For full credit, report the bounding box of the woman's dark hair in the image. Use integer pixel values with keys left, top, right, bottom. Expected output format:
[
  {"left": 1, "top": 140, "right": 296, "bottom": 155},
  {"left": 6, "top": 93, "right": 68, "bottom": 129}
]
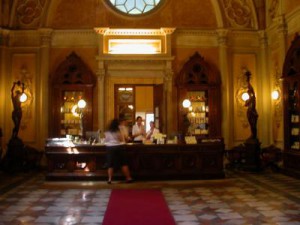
[{"left": 108, "top": 119, "right": 120, "bottom": 132}]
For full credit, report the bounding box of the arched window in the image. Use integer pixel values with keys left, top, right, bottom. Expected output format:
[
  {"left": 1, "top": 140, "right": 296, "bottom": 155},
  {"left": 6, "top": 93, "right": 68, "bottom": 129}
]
[{"left": 107, "top": 0, "right": 162, "bottom": 15}]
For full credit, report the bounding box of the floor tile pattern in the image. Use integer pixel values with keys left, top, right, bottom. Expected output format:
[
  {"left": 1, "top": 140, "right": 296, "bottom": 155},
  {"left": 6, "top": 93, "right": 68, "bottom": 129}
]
[{"left": 0, "top": 171, "right": 299, "bottom": 225}]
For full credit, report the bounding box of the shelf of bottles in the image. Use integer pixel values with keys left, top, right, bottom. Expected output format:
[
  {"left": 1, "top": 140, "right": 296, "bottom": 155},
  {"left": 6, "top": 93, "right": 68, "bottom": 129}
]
[
  {"left": 289, "top": 81, "right": 300, "bottom": 151},
  {"left": 60, "top": 91, "right": 84, "bottom": 136},
  {"left": 186, "top": 91, "right": 209, "bottom": 135}
]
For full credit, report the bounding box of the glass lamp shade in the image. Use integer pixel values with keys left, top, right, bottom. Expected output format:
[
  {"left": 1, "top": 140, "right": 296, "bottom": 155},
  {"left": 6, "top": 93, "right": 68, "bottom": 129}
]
[
  {"left": 19, "top": 93, "right": 27, "bottom": 103},
  {"left": 272, "top": 90, "right": 280, "bottom": 100},
  {"left": 241, "top": 92, "right": 250, "bottom": 101},
  {"left": 182, "top": 99, "right": 191, "bottom": 108},
  {"left": 78, "top": 99, "right": 87, "bottom": 109}
]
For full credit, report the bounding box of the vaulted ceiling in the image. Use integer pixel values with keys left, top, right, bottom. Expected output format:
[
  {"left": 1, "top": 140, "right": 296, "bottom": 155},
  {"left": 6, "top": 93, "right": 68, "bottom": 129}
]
[{"left": 1, "top": 0, "right": 266, "bottom": 30}]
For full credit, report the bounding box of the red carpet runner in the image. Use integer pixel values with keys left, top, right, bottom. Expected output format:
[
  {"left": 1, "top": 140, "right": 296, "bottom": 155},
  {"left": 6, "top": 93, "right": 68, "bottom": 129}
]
[{"left": 102, "top": 189, "right": 176, "bottom": 225}]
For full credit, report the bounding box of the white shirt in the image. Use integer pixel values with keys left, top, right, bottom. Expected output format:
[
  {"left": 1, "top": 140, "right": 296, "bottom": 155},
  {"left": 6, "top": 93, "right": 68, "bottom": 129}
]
[
  {"left": 104, "top": 131, "right": 124, "bottom": 146},
  {"left": 132, "top": 124, "right": 145, "bottom": 141},
  {"left": 146, "top": 128, "right": 160, "bottom": 140}
]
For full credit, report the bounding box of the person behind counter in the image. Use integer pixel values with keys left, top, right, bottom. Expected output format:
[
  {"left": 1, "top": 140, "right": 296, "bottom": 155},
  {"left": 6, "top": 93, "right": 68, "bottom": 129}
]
[
  {"left": 146, "top": 121, "right": 159, "bottom": 142},
  {"left": 132, "top": 116, "right": 146, "bottom": 143},
  {"left": 105, "top": 119, "right": 133, "bottom": 184}
]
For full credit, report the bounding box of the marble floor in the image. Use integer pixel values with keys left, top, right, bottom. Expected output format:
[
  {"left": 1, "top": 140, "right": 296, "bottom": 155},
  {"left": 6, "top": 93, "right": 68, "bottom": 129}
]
[{"left": 0, "top": 170, "right": 299, "bottom": 225}]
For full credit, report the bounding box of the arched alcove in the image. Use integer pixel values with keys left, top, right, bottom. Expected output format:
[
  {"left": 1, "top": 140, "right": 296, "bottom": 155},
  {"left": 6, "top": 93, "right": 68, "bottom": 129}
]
[
  {"left": 49, "top": 52, "right": 96, "bottom": 137},
  {"left": 282, "top": 33, "right": 300, "bottom": 178},
  {"left": 176, "top": 52, "right": 222, "bottom": 139}
]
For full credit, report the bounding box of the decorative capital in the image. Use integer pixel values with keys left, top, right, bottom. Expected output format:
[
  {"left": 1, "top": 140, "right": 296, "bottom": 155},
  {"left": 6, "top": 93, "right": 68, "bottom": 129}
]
[
  {"left": 0, "top": 29, "right": 10, "bottom": 46},
  {"left": 160, "top": 27, "right": 176, "bottom": 35},
  {"left": 96, "top": 70, "right": 105, "bottom": 81},
  {"left": 216, "top": 29, "right": 229, "bottom": 45},
  {"left": 38, "top": 28, "right": 53, "bottom": 46},
  {"left": 94, "top": 27, "right": 110, "bottom": 35},
  {"left": 258, "top": 30, "right": 268, "bottom": 47}
]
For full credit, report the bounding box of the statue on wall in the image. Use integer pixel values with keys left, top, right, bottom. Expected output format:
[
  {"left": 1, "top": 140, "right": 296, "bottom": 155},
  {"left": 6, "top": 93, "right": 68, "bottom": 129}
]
[
  {"left": 11, "top": 81, "right": 24, "bottom": 139},
  {"left": 244, "top": 70, "right": 259, "bottom": 139}
]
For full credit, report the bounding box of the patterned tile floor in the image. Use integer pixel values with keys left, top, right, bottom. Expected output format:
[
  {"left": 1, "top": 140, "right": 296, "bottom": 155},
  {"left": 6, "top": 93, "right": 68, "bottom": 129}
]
[{"left": 0, "top": 170, "right": 299, "bottom": 225}]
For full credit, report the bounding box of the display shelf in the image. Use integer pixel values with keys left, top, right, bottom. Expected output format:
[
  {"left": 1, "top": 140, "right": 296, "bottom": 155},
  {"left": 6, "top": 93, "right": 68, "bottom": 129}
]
[
  {"left": 282, "top": 34, "right": 300, "bottom": 178},
  {"left": 59, "top": 91, "right": 84, "bottom": 136},
  {"left": 49, "top": 52, "right": 95, "bottom": 137},
  {"left": 185, "top": 90, "right": 209, "bottom": 135},
  {"left": 176, "top": 52, "right": 221, "bottom": 140}
]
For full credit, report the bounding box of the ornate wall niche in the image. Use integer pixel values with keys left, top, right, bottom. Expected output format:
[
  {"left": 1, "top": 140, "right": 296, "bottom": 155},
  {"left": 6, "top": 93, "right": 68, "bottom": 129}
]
[{"left": 49, "top": 52, "right": 96, "bottom": 137}]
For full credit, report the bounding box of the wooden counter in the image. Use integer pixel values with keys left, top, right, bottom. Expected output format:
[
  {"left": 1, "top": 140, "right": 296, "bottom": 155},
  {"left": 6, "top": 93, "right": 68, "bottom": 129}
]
[{"left": 45, "top": 142, "right": 225, "bottom": 181}]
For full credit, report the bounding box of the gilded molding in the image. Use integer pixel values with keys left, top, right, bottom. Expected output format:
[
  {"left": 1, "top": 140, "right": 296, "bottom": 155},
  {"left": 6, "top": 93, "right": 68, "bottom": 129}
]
[
  {"left": 9, "top": 31, "right": 40, "bottom": 47},
  {"left": 94, "top": 27, "right": 175, "bottom": 36},
  {"left": 52, "top": 30, "right": 98, "bottom": 47}
]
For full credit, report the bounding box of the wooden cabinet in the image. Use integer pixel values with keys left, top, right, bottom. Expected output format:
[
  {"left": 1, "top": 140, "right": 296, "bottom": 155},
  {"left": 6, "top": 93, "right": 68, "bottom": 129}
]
[
  {"left": 49, "top": 52, "right": 95, "bottom": 137},
  {"left": 176, "top": 52, "right": 222, "bottom": 139},
  {"left": 282, "top": 34, "right": 300, "bottom": 178}
]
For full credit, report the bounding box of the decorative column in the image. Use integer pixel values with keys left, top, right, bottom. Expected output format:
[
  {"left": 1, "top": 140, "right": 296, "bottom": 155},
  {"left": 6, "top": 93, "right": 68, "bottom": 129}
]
[
  {"left": 275, "top": 15, "right": 288, "bottom": 148},
  {"left": 38, "top": 28, "right": 52, "bottom": 147},
  {"left": 94, "top": 28, "right": 108, "bottom": 132},
  {"left": 164, "top": 65, "right": 174, "bottom": 134},
  {"left": 258, "top": 30, "right": 271, "bottom": 145},
  {"left": 95, "top": 65, "right": 105, "bottom": 133},
  {"left": 161, "top": 28, "right": 175, "bottom": 134},
  {"left": 0, "top": 29, "right": 10, "bottom": 148},
  {"left": 217, "top": 29, "right": 232, "bottom": 149},
  {"left": 275, "top": 15, "right": 288, "bottom": 61}
]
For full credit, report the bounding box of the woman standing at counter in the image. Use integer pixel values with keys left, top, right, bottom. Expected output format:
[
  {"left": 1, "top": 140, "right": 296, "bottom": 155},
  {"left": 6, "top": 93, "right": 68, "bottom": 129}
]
[{"left": 105, "top": 119, "right": 133, "bottom": 184}]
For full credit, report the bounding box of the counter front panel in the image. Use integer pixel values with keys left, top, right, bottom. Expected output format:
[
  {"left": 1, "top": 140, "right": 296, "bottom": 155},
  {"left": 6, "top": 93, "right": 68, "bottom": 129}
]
[{"left": 45, "top": 143, "right": 225, "bottom": 180}]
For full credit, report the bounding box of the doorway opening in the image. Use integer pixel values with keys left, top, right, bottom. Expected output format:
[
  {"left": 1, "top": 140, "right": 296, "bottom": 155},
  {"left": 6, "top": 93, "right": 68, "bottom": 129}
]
[{"left": 115, "top": 84, "right": 162, "bottom": 134}]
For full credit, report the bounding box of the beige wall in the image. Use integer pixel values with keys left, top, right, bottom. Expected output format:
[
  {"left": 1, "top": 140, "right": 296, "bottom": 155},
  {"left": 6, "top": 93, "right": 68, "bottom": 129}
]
[{"left": 1, "top": 1, "right": 300, "bottom": 151}]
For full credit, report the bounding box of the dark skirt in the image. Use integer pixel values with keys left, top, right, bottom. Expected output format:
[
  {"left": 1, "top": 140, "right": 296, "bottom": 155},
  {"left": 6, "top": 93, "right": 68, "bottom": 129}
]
[{"left": 106, "top": 145, "right": 128, "bottom": 169}]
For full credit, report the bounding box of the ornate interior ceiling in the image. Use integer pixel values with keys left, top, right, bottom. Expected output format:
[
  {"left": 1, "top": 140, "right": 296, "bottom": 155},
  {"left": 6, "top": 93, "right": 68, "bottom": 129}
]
[{"left": 0, "top": 0, "right": 266, "bottom": 30}]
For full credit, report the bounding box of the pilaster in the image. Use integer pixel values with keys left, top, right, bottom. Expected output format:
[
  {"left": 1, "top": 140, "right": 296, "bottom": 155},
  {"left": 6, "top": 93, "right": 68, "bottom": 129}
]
[
  {"left": 0, "top": 29, "right": 10, "bottom": 148},
  {"left": 95, "top": 59, "right": 106, "bottom": 133},
  {"left": 217, "top": 29, "right": 232, "bottom": 149},
  {"left": 38, "top": 28, "right": 52, "bottom": 147},
  {"left": 163, "top": 63, "right": 174, "bottom": 134},
  {"left": 258, "top": 30, "right": 271, "bottom": 146}
]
